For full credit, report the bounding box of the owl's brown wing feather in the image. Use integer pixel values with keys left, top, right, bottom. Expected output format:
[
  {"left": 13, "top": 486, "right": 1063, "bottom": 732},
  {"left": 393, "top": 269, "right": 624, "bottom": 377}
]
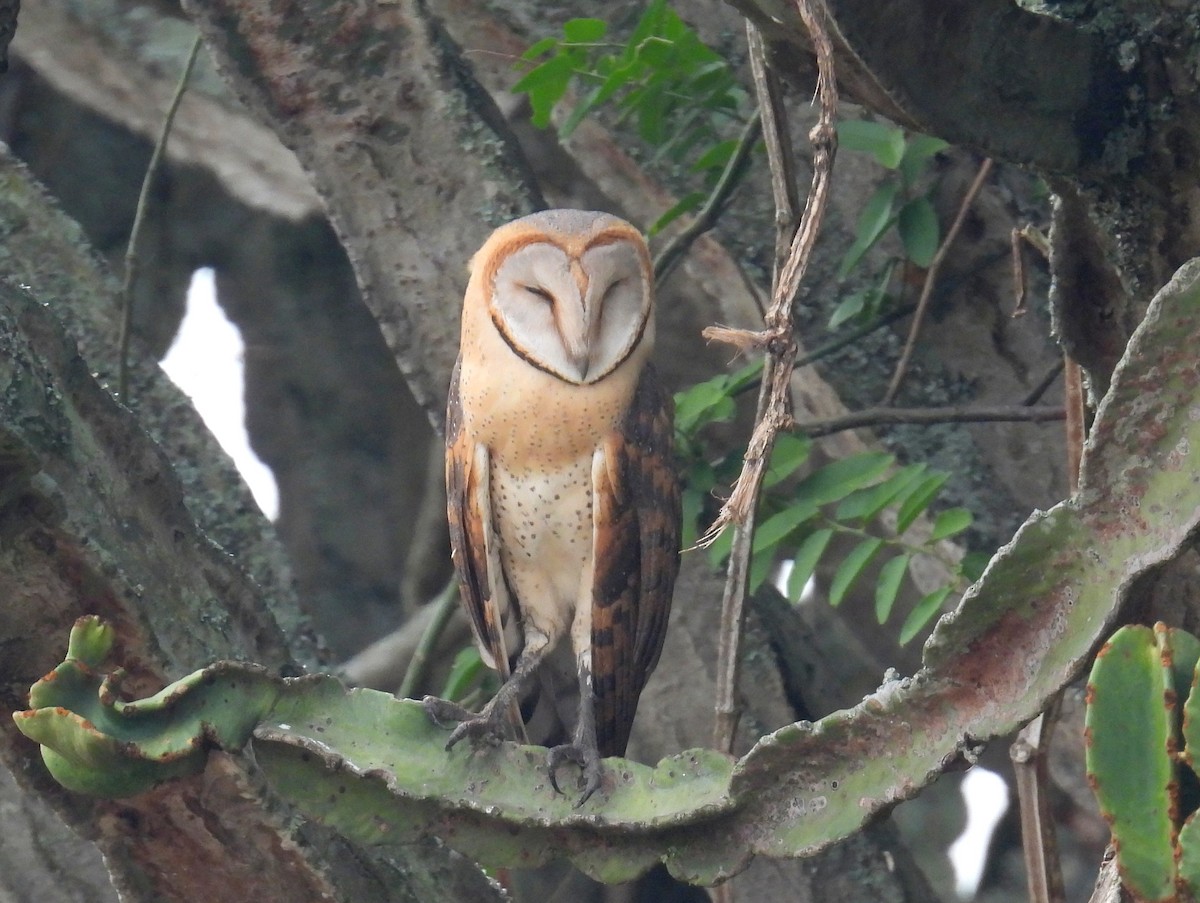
[
  {"left": 591, "top": 363, "right": 681, "bottom": 757},
  {"left": 446, "top": 357, "right": 514, "bottom": 683}
]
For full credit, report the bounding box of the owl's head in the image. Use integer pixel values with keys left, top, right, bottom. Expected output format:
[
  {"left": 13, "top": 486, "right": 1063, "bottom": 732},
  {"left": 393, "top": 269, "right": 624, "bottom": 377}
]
[{"left": 468, "top": 210, "right": 654, "bottom": 386}]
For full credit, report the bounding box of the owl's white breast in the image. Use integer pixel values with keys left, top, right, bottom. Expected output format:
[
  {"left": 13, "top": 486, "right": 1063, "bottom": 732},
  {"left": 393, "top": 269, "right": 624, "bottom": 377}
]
[{"left": 489, "top": 454, "right": 594, "bottom": 637}]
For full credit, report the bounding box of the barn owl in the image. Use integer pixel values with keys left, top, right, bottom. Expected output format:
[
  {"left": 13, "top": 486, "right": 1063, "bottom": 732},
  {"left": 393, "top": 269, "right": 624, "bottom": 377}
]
[{"left": 425, "top": 209, "right": 681, "bottom": 804}]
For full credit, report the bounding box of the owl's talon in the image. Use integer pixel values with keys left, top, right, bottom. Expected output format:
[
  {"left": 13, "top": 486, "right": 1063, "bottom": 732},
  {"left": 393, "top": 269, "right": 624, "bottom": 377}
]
[
  {"left": 423, "top": 696, "right": 507, "bottom": 749},
  {"left": 548, "top": 742, "right": 603, "bottom": 807},
  {"left": 422, "top": 695, "right": 474, "bottom": 729}
]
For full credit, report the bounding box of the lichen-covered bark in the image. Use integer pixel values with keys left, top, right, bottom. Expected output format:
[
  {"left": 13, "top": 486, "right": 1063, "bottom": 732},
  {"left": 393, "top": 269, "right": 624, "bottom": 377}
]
[
  {"left": 0, "top": 151, "right": 503, "bottom": 902},
  {"left": 183, "top": 0, "right": 544, "bottom": 420},
  {"left": 733, "top": 0, "right": 1124, "bottom": 175}
]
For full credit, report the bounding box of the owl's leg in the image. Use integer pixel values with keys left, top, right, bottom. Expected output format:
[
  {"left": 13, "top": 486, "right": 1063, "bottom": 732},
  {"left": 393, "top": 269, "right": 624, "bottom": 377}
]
[
  {"left": 547, "top": 663, "right": 603, "bottom": 806},
  {"left": 424, "top": 630, "right": 550, "bottom": 749},
  {"left": 548, "top": 589, "right": 603, "bottom": 805}
]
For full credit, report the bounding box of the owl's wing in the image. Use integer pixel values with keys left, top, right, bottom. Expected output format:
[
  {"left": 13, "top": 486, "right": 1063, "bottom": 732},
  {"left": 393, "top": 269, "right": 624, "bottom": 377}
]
[
  {"left": 592, "top": 363, "right": 681, "bottom": 757},
  {"left": 446, "top": 358, "right": 514, "bottom": 682}
]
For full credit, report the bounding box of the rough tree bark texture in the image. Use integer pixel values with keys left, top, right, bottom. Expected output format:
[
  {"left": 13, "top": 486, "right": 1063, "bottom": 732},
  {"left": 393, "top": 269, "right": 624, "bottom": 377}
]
[{"left": 6, "top": 0, "right": 1188, "bottom": 900}]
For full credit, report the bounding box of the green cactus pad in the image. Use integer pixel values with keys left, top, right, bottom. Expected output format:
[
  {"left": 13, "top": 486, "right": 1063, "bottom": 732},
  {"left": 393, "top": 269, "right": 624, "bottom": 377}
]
[
  {"left": 1180, "top": 813, "right": 1200, "bottom": 896},
  {"left": 1085, "top": 625, "right": 1177, "bottom": 903},
  {"left": 14, "top": 615, "right": 288, "bottom": 796}
]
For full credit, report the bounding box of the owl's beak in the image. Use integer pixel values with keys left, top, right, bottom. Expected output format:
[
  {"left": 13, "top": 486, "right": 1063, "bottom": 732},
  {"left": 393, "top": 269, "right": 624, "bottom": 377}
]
[{"left": 566, "top": 343, "right": 590, "bottom": 381}]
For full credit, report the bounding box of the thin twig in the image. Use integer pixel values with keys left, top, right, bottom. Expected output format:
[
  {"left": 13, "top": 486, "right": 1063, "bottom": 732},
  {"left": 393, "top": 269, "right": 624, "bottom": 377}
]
[
  {"left": 1011, "top": 223, "right": 1050, "bottom": 317},
  {"left": 747, "top": 22, "right": 802, "bottom": 284},
  {"left": 708, "top": 0, "right": 837, "bottom": 758},
  {"left": 703, "top": 2, "right": 837, "bottom": 545},
  {"left": 720, "top": 303, "right": 918, "bottom": 406},
  {"left": 118, "top": 33, "right": 204, "bottom": 400},
  {"left": 1012, "top": 699, "right": 1067, "bottom": 903},
  {"left": 882, "top": 158, "right": 995, "bottom": 404},
  {"left": 795, "top": 302, "right": 917, "bottom": 370},
  {"left": 1023, "top": 359, "right": 1066, "bottom": 406},
  {"left": 1010, "top": 215, "right": 1070, "bottom": 903},
  {"left": 653, "top": 112, "right": 763, "bottom": 284},
  {"left": 398, "top": 579, "right": 459, "bottom": 699},
  {"left": 791, "top": 404, "right": 1065, "bottom": 438}
]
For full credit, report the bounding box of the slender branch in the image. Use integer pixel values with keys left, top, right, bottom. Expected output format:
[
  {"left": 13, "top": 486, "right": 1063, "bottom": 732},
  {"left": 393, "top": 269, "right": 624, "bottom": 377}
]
[
  {"left": 398, "top": 579, "right": 459, "bottom": 699},
  {"left": 882, "top": 157, "right": 995, "bottom": 404},
  {"left": 1010, "top": 216, "right": 1069, "bottom": 903},
  {"left": 1012, "top": 699, "right": 1067, "bottom": 903},
  {"left": 1023, "top": 359, "right": 1066, "bottom": 406},
  {"left": 796, "top": 302, "right": 917, "bottom": 371},
  {"left": 118, "top": 33, "right": 204, "bottom": 400},
  {"left": 747, "top": 22, "right": 801, "bottom": 285},
  {"left": 653, "top": 112, "right": 762, "bottom": 284},
  {"left": 791, "top": 404, "right": 1065, "bottom": 438},
  {"left": 1011, "top": 223, "right": 1050, "bottom": 317},
  {"left": 708, "top": 0, "right": 837, "bottom": 758},
  {"left": 702, "top": 0, "right": 838, "bottom": 545},
  {"left": 711, "top": 377, "right": 767, "bottom": 760}
]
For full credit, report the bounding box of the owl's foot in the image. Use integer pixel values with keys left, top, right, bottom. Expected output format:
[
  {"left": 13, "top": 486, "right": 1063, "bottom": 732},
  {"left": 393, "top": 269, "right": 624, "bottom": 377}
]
[
  {"left": 547, "top": 741, "right": 603, "bottom": 807},
  {"left": 422, "top": 696, "right": 508, "bottom": 749}
]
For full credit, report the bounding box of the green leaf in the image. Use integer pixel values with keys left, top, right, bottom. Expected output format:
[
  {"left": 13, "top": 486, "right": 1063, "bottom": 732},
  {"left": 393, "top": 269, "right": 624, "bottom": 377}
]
[
  {"left": 748, "top": 547, "right": 777, "bottom": 594},
  {"left": 898, "top": 133, "right": 949, "bottom": 186},
  {"left": 725, "top": 359, "right": 764, "bottom": 394},
  {"left": 836, "top": 463, "right": 927, "bottom": 522},
  {"left": 512, "top": 56, "right": 574, "bottom": 128},
  {"left": 562, "top": 18, "right": 607, "bottom": 43},
  {"left": 627, "top": 0, "right": 667, "bottom": 48},
  {"left": 875, "top": 555, "right": 910, "bottom": 624},
  {"left": 637, "top": 88, "right": 670, "bottom": 146},
  {"left": 687, "top": 61, "right": 736, "bottom": 99},
  {"left": 442, "top": 646, "right": 489, "bottom": 701},
  {"left": 828, "top": 290, "right": 867, "bottom": 329},
  {"left": 764, "top": 435, "right": 812, "bottom": 489},
  {"left": 649, "top": 191, "right": 706, "bottom": 236},
  {"left": 895, "top": 472, "right": 951, "bottom": 534},
  {"left": 838, "top": 182, "right": 899, "bottom": 279},
  {"left": 837, "top": 120, "right": 905, "bottom": 169},
  {"left": 787, "top": 528, "right": 834, "bottom": 600},
  {"left": 691, "top": 137, "right": 738, "bottom": 173},
  {"left": 753, "top": 503, "right": 819, "bottom": 556},
  {"left": 898, "top": 586, "right": 952, "bottom": 644},
  {"left": 674, "top": 377, "right": 735, "bottom": 433},
  {"left": 792, "top": 452, "right": 894, "bottom": 507},
  {"left": 930, "top": 507, "right": 973, "bottom": 542},
  {"left": 511, "top": 55, "right": 572, "bottom": 94},
  {"left": 681, "top": 488, "right": 705, "bottom": 549},
  {"left": 830, "top": 258, "right": 897, "bottom": 329},
  {"left": 521, "top": 37, "right": 559, "bottom": 62},
  {"left": 960, "top": 550, "right": 990, "bottom": 583},
  {"left": 559, "top": 90, "right": 603, "bottom": 139},
  {"left": 635, "top": 35, "right": 675, "bottom": 69},
  {"left": 898, "top": 197, "right": 940, "bottom": 268},
  {"left": 829, "top": 538, "right": 884, "bottom": 607}
]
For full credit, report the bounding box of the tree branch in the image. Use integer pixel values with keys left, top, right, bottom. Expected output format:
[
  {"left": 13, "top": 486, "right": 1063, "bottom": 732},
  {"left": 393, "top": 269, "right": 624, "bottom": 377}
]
[
  {"left": 709, "top": 0, "right": 838, "bottom": 757},
  {"left": 791, "top": 403, "right": 1065, "bottom": 438},
  {"left": 653, "top": 112, "right": 762, "bottom": 284}
]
